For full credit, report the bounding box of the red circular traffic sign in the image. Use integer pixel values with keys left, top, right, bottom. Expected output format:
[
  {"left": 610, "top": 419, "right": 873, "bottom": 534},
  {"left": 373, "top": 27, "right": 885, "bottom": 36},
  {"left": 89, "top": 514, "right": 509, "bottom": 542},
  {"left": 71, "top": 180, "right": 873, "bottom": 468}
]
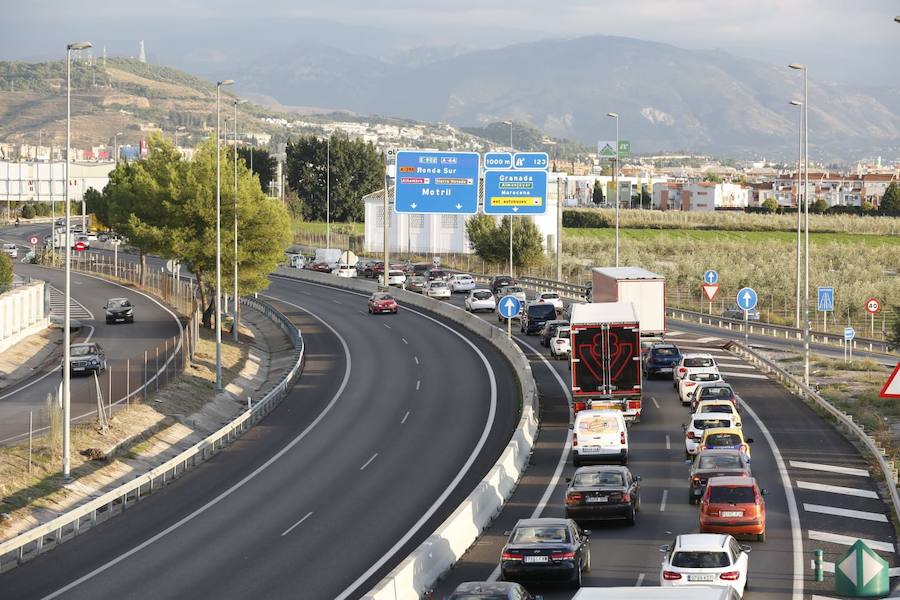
[
  {"left": 29, "top": 236, "right": 38, "bottom": 245},
  {"left": 74, "top": 241, "right": 86, "bottom": 252},
  {"left": 865, "top": 297, "right": 881, "bottom": 314}
]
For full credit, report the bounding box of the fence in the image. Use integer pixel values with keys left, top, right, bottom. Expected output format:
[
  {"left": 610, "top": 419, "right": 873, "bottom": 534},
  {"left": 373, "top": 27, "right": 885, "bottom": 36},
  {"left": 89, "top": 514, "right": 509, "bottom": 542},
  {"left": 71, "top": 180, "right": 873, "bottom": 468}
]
[{"left": 0, "top": 295, "right": 304, "bottom": 572}]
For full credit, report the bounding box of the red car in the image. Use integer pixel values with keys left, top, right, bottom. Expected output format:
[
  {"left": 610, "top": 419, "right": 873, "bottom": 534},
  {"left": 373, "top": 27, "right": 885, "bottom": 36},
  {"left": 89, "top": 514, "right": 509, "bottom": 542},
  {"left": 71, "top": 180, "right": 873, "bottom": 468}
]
[
  {"left": 307, "top": 261, "right": 333, "bottom": 273},
  {"left": 368, "top": 292, "right": 398, "bottom": 314},
  {"left": 699, "top": 476, "right": 767, "bottom": 541}
]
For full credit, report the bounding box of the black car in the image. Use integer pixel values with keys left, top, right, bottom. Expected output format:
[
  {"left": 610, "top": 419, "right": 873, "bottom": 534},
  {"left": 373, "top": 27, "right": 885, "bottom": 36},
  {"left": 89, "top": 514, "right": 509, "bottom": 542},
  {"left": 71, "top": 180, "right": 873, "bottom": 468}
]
[
  {"left": 448, "top": 581, "right": 541, "bottom": 600},
  {"left": 642, "top": 343, "right": 681, "bottom": 379},
  {"left": 362, "top": 261, "right": 380, "bottom": 278},
  {"left": 104, "top": 297, "right": 134, "bottom": 324},
  {"left": 490, "top": 275, "right": 514, "bottom": 296},
  {"left": 539, "top": 320, "right": 569, "bottom": 347},
  {"left": 426, "top": 268, "right": 448, "bottom": 281},
  {"left": 688, "top": 448, "right": 752, "bottom": 504},
  {"left": 68, "top": 342, "right": 107, "bottom": 376},
  {"left": 499, "top": 517, "right": 590, "bottom": 589},
  {"left": 520, "top": 303, "right": 558, "bottom": 335},
  {"left": 564, "top": 466, "right": 641, "bottom": 525}
]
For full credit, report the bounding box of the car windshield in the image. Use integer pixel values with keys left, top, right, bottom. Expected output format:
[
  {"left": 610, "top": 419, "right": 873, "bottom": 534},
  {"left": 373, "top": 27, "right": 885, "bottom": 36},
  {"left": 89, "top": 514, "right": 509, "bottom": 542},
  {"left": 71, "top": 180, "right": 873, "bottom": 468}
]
[
  {"left": 373, "top": 294, "right": 394, "bottom": 302},
  {"left": 699, "top": 404, "right": 734, "bottom": 414},
  {"left": 108, "top": 299, "right": 131, "bottom": 308},
  {"left": 556, "top": 327, "right": 571, "bottom": 337},
  {"left": 511, "top": 525, "right": 569, "bottom": 544},
  {"left": 573, "top": 471, "right": 624, "bottom": 487},
  {"left": 708, "top": 486, "right": 756, "bottom": 503},
  {"left": 542, "top": 293, "right": 559, "bottom": 299},
  {"left": 701, "top": 387, "right": 735, "bottom": 400},
  {"left": 684, "top": 357, "right": 715, "bottom": 367},
  {"left": 693, "top": 418, "right": 732, "bottom": 430},
  {"left": 389, "top": 270, "right": 404, "bottom": 276},
  {"left": 430, "top": 282, "right": 447, "bottom": 288},
  {"left": 71, "top": 345, "right": 97, "bottom": 357},
  {"left": 691, "top": 373, "right": 720, "bottom": 382},
  {"left": 705, "top": 433, "right": 742, "bottom": 447},
  {"left": 653, "top": 347, "right": 679, "bottom": 357},
  {"left": 671, "top": 551, "right": 730, "bottom": 568},
  {"left": 505, "top": 286, "right": 523, "bottom": 293},
  {"left": 473, "top": 291, "right": 492, "bottom": 300},
  {"left": 699, "top": 454, "right": 744, "bottom": 470}
]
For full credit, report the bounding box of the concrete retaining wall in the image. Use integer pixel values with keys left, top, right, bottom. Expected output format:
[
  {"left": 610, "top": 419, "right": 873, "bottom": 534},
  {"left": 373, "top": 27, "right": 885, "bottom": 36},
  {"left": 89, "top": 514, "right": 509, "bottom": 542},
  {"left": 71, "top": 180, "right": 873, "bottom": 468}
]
[
  {"left": 0, "top": 281, "right": 48, "bottom": 354},
  {"left": 272, "top": 267, "right": 539, "bottom": 599}
]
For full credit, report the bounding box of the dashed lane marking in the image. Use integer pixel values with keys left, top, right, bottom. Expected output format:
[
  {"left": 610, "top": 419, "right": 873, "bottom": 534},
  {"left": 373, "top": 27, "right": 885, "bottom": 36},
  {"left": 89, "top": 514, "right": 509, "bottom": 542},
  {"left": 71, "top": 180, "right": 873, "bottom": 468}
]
[
  {"left": 401, "top": 411, "right": 410, "bottom": 424},
  {"left": 360, "top": 453, "right": 378, "bottom": 471},
  {"left": 808, "top": 530, "right": 895, "bottom": 553},
  {"left": 660, "top": 489, "right": 668, "bottom": 512},
  {"left": 797, "top": 481, "right": 878, "bottom": 499},
  {"left": 280, "top": 512, "right": 313, "bottom": 537},
  {"left": 803, "top": 503, "right": 888, "bottom": 522},
  {"left": 718, "top": 371, "right": 769, "bottom": 379},
  {"left": 790, "top": 461, "right": 869, "bottom": 477}
]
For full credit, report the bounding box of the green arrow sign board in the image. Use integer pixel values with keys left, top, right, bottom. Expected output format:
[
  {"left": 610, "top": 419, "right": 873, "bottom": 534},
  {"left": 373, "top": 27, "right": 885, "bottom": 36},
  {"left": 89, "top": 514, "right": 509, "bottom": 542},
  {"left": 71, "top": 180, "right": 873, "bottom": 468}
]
[
  {"left": 834, "top": 539, "right": 889, "bottom": 597},
  {"left": 618, "top": 140, "right": 631, "bottom": 159}
]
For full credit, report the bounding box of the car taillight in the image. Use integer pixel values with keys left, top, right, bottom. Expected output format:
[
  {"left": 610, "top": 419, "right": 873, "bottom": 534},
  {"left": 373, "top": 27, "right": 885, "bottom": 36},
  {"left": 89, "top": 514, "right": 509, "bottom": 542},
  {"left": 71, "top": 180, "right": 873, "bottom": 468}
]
[
  {"left": 620, "top": 431, "right": 626, "bottom": 445},
  {"left": 565, "top": 493, "right": 583, "bottom": 506},
  {"left": 501, "top": 552, "right": 523, "bottom": 561},
  {"left": 627, "top": 400, "right": 640, "bottom": 410},
  {"left": 551, "top": 551, "right": 576, "bottom": 560},
  {"left": 719, "top": 571, "right": 741, "bottom": 581},
  {"left": 662, "top": 570, "right": 682, "bottom": 580},
  {"left": 621, "top": 493, "right": 631, "bottom": 503},
  {"left": 678, "top": 367, "right": 687, "bottom": 375},
  {"left": 572, "top": 433, "right": 578, "bottom": 447},
  {"left": 692, "top": 475, "right": 701, "bottom": 483},
  {"left": 687, "top": 431, "right": 695, "bottom": 439},
  {"left": 686, "top": 381, "right": 696, "bottom": 387}
]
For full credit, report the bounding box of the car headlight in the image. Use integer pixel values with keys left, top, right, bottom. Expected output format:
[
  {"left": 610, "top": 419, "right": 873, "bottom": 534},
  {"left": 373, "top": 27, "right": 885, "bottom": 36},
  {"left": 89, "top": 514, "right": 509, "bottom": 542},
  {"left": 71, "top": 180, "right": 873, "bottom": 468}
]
[
  {"left": 123, "top": 309, "right": 133, "bottom": 315},
  {"left": 90, "top": 359, "right": 99, "bottom": 365}
]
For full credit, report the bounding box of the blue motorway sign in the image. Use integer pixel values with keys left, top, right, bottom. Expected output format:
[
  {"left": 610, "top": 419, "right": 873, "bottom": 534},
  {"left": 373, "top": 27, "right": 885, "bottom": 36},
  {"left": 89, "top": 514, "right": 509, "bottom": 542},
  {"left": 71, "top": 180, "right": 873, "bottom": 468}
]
[
  {"left": 484, "top": 152, "right": 512, "bottom": 170},
  {"left": 703, "top": 270, "right": 719, "bottom": 285},
  {"left": 394, "top": 151, "right": 480, "bottom": 214},
  {"left": 484, "top": 170, "right": 548, "bottom": 215},
  {"left": 498, "top": 295, "right": 522, "bottom": 319},
  {"left": 512, "top": 152, "right": 549, "bottom": 170},
  {"left": 736, "top": 287, "right": 758, "bottom": 311},
  {"left": 817, "top": 286, "right": 834, "bottom": 312}
]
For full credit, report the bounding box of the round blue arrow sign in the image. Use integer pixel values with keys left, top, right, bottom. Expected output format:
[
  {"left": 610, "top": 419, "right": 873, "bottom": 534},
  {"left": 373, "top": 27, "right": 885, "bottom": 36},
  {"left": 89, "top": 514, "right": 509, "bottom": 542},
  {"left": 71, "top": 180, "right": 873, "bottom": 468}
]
[
  {"left": 736, "top": 287, "right": 758, "bottom": 311},
  {"left": 498, "top": 295, "right": 522, "bottom": 319},
  {"left": 704, "top": 270, "right": 719, "bottom": 285}
]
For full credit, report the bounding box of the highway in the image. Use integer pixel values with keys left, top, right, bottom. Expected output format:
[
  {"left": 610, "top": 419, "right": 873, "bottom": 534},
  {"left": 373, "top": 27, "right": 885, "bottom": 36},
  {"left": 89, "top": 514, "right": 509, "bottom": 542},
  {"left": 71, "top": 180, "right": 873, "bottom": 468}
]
[{"left": 0, "top": 276, "right": 519, "bottom": 600}]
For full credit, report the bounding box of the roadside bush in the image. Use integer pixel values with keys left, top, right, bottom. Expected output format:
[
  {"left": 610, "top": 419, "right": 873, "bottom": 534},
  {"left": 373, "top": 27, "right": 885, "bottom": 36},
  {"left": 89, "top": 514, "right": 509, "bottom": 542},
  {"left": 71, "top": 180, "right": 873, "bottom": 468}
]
[
  {"left": 33, "top": 203, "right": 51, "bottom": 217},
  {"left": 0, "top": 253, "right": 12, "bottom": 291},
  {"left": 562, "top": 210, "right": 609, "bottom": 228},
  {"left": 20, "top": 204, "right": 35, "bottom": 219}
]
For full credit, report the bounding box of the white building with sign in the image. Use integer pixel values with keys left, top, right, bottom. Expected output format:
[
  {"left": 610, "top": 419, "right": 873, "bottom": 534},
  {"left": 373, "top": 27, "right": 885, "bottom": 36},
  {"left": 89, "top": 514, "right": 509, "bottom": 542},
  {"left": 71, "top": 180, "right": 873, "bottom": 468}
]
[{"left": 0, "top": 161, "right": 113, "bottom": 202}]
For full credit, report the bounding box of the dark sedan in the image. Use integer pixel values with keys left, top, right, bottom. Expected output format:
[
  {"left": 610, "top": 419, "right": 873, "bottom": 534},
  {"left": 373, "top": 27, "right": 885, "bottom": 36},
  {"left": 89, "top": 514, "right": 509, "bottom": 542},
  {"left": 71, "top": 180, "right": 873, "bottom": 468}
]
[
  {"left": 499, "top": 517, "right": 590, "bottom": 589},
  {"left": 406, "top": 275, "right": 427, "bottom": 294},
  {"left": 104, "top": 297, "right": 134, "bottom": 324},
  {"left": 688, "top": 448, "right": 752, "bottom": 504},
  {"left": 564, "top": 466, "right": 641, "bottom": 525},
  {"left": 539, "top": 320, "right": 569, "bottom": 347},
  {"left": 723, "top": 303, "right": 761, "bottom": 321},
  {"left": 642, "top": 343, "right": 681, "bottom": 379},
  {"left": 448, "top": 581, "right": 541, "bottom": 600},
  {"left": 490, "top": 274, "right": 514, "bottom": 296}
]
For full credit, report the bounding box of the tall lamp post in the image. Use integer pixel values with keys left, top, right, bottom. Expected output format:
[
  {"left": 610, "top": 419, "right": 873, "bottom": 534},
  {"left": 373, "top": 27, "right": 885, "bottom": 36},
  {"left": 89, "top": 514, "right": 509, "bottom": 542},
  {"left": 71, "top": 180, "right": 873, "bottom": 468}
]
[
  {"left": 215, "top": 79, "right": 234, "bottom": 390},
  {"left": 502, "top": 120, "right": 515, "bottom": 276},
  {"left": 789, "top": 63, "right": 809, "bottom": 385},
  {"left": 326, "top": 136, "right": 331, "bottom": 248},
  {"left": 113, "top": 131, "right": 123, "bottom": 167},
  {"left": 607, "top": 112, "right": 620, "bottom": 267},
  {"left": 63, "top": 40, "right": 91, "bottom": 479},
  {"left": 232, "top": 99, "right": 245, "bottom": 342},
  {"left": 789, "top": 100, "right": 803, "bottom": 330}
]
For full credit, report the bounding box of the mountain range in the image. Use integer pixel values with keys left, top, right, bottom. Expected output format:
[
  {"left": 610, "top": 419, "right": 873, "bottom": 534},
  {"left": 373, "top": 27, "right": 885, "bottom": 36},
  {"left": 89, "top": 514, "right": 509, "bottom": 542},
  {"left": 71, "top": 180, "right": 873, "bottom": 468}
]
[{"left": 230, "top": 34, "right": 900, "bottom": 161}]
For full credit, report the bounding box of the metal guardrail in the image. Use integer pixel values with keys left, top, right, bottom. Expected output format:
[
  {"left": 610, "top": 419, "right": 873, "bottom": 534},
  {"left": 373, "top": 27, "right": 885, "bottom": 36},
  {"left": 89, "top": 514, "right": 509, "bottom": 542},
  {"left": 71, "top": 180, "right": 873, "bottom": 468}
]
[
  {"left": 726, "top": 340, "right": 900, "bottom": 522},
  {"left": 0, "top": 296, "right": 304, "bottom": 572}
]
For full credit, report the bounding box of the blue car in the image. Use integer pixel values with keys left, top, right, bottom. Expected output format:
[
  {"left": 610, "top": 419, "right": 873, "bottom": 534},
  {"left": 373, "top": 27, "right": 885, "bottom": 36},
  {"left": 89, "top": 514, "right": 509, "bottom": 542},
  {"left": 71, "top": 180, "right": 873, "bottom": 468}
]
[{"left": 642, "top": 343, "right": 682, "bottom": 379}]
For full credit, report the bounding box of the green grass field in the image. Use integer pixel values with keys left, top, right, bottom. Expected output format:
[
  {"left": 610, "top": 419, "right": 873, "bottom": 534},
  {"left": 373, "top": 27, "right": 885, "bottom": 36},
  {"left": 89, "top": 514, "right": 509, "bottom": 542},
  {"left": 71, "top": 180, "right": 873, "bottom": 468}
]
[{"left": 564, "top": 227, "right": 900, "bottom": 247}]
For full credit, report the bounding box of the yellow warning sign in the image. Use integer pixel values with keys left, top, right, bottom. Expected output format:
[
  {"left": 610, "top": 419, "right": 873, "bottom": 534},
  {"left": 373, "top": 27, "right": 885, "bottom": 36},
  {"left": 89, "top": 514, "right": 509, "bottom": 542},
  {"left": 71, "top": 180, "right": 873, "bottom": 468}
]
[{"left": 487, "top": 196, "right": 544, "bottom": 206}]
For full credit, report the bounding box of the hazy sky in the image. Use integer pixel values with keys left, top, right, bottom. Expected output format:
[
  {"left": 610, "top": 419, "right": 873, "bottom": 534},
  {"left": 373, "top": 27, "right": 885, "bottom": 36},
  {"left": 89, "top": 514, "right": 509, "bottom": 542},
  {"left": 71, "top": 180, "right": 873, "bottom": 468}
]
[{"left": 6, "top": 0, "right": 900, "bottom": 85}]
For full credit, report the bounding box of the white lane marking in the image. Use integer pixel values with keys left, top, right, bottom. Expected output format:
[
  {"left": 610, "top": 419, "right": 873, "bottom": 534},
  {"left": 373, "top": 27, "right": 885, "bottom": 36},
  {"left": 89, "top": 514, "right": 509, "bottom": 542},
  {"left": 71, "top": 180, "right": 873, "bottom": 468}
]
[
  {"left": 674, "top": 346, "right": 729, "bottom": 354},
  {"left": 695, "top": 336, "right": 721, "bottom": 343},
  {"left": 401, "top": 411, "right": 410, "bottom": 424},
  {"left": 41, "top": 298, "right": 350, "bottom": 600},
  {"left": 803, "top": 503, "right": 888, "bottom": 522},
  {"left": 664, "top": 331, "right": 685, "bottom": 337},
  {"left": 660, "top": 489, "right": 668, "bottom": 512},
  {"left": 332, "top": 299, "right": 342, "bottom": 305},
  {"left": 798, "top": 481, "right": 878, "bottom": 499},
  {"left": 652, "top": 396, "right": 660, "bottom": 409},
  {"left": 384, "top": 323, "right": 391, "bottom": 329},
  {"left": 790, "top": 460, "right": 869, "bottom": 477},
  {"left": 402, "top": 337, "right": 408, "bottom": 345},
  {"left": 414, "top": 355, "right": 419, "bottom": 365},
  {"left": 714, "top": 363, "right": 756, "bottom": 370},
  {"left": 357, "top": 310, "right": 366, "bottom": 316},
  {"left": 740, "top": 397, "right": 804, "bottom": 600},
  {"left": 280, "top": 511, "right": 313, "bottom": 537},
  {"left": 718, "top": 371, "right": 769, "bottom": 380},
  {"left": 416, "top": 380, "right": 420, "bottom": 391},
  {"left": 808, "top": 530, "right": 895, "bottom": 553},
  {"left": 665, "top": 435, "right": 671, "bottom": 450},
  {"left": 360, "top": 453, "right": 378, "bottom": 471},
  {"left": 635, "top": 573, "right": 645, "bottom": 586}
]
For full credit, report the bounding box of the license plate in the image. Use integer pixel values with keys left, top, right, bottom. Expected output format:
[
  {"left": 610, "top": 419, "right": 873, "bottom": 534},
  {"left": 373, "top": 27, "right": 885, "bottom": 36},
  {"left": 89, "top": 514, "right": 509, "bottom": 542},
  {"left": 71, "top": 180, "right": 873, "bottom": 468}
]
[
  {"left": 74, "top": 367, "right": 85, "bottom": 371},
  {"left": 586, "top": 496, "right": 608, "bottom": 503},
  {"left": 721, "top": 510, "right": 743, "bottom": 517},
  {"left": 658, "top": 367, "right": 672, "bottom": 373},
  {"left": 116, "top": 318, "right": 124, "bottom": 322},
  {"left": 524, "top": 555, "right": 549, "bottom": 563},
  {"left": 687, "top": 574, "right": 715, "bottom": 582},
  {"left": 580, "top": 446, "right": 602, "bottom": 454}
]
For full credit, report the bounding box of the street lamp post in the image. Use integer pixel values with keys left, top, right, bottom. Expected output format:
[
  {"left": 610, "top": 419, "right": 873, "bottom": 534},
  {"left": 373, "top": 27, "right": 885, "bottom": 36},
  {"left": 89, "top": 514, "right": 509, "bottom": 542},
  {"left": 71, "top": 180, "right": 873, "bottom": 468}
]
[
  {"left": 113, "top": 131, "right": 123, "bottom": 167},
  {"left": 215, "top": 79, "right": 234, "bottom": 390},
  {"left": 790, "top": 100, "right": 803, "bottom": 330},
  {"left": 790, "top": 64, "right": 810, "bottom": 385},
  {"left": 503, "top": 120, "right": 514, "bottom": 276},
  {"left": 232, "top": 99, "right": 245, "bottom": 342},
  {"left": 326, "top": 136, "right": 331, "bottom": 248},
  {"left": 63, "top": 41, "right": 91, "bottom": 479},
  {"left": 607, "top": 112, "right": 620, "bottom": 267}
]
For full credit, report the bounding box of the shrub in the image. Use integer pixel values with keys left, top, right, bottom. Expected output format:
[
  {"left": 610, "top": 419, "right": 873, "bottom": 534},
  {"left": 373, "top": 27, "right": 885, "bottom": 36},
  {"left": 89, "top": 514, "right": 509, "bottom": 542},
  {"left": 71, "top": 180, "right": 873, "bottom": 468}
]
[
  {"left": 563, "top": 210, "right": 609, "bottom": 228},
  {"left": 20, "top": 204, "right": 35, "bottom": 219},
  {"left": 0, "top": 253, "right": 12, "bottom": 291}
]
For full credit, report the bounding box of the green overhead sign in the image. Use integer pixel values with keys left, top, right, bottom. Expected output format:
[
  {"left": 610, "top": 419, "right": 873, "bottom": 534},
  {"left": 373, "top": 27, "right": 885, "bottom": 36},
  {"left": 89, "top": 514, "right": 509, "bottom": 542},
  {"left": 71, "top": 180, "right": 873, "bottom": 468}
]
[
  {"left": 618, "top": 140, "right": 631, "bottom": 159},
  {"left": 597, "top": 140, "right": 630, "bottom": 160},
  {"left": 834, "top": 540, "right": 889, "bottom": 597}
]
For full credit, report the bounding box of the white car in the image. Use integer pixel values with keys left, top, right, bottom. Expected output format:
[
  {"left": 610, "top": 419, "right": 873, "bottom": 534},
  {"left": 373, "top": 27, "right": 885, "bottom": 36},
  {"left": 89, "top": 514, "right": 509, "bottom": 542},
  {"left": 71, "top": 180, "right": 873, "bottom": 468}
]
[
  {"left": 679, "top": 371, "right": 724, "bottom": 405},
  {"left": 674, "top": 353, "right": 719, "bottom": 389},
  {"left": 1, "top": 243, "right": 18, "bottom": 258},
  {"left": 531, "top": 291, "right": 563, "bottom": 312},
  {"left": 684, "top": 412, "right": 742, "bottom": 458},
  {"left": 498, "top": 284, "right": 527, "bottom": 304},
  {"left": 424, "top": 280, "right": 451, "bottom": 299},
  {"left": 448, "top": 274, "right": 477, "bottom": 293},
  {"left": 332, "top": 264, "right": 357, "bottom": 278},
  {"left": 379, "top": 269, "right": 407, "bottom": 287},
  {"left": 465, "top": 289, "right": 496, "bottom": 312},
  {"left": 660, "top": 533, "right": 750, "bottom": 597},
  {"left": 550, "top": 326, "right": 571, "bottom": 360}
]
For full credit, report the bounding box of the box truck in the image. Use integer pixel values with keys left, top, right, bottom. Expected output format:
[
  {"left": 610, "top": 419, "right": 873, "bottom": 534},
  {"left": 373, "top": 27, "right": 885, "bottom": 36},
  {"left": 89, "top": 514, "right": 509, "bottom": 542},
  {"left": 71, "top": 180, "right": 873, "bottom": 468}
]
[
  {"left": 591, "top": 267, "right": 666, "bottom": 338},
  {"left": 569, "top": 302, "right": 643, "bottom": 422}
]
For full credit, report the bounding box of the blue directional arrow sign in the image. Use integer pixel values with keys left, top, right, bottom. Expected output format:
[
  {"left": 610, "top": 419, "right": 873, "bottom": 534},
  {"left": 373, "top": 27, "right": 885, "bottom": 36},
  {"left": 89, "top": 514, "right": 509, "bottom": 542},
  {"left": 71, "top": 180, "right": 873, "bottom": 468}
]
[
  {"left": 736, "top": 287, "right": 758, "bottom": 311},
  {"left": 817, "top": 287, "right": 835, "bottom": 312},
  {"left": 394, "top": 151, "right": 480, "bottom": 214},
  {"left": 498, "top": 295, "right": 522, "bottom": 319},
  {"left": 484, "top": 170, "right": 548, "bottom": 215},
  {"left": 704, "top": 270, "right": 719, "bottom": 285},
  {"left": 484, "top": 152, "right": 512, "bottom": 170},
  {"left": 512, "top": 152, "right": 549, "bottom": 170},
  {"left": 844, "top": 327, "right": 856, "bottom": 341}
]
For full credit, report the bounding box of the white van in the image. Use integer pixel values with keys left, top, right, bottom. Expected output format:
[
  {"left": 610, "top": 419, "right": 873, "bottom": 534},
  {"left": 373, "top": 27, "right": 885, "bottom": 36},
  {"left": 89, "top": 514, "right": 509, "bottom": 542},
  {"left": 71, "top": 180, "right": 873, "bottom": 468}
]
[
  {"left": 573, "top": 586, "right": 735, "bottom": 600},
  {"left": 572, "top": 410, "right": 628, "bottom": 466}
]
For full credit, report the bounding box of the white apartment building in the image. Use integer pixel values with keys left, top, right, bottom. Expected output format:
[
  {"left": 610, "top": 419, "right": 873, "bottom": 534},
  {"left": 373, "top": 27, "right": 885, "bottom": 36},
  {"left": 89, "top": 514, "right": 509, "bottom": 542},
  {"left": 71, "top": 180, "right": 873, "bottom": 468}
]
[{"left": 652, "top": 182, "right": 749, "bottom": 211}]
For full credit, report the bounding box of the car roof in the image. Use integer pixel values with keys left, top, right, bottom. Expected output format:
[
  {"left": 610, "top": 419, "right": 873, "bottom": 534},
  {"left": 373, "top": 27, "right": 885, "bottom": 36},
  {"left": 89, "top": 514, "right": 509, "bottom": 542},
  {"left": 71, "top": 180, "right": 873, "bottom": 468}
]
[
  {"left": 70, "top": 343, "right": 97, "bottom": 349},
  {"left": 697, "top": 382, "right": 733, "bottom": 390},
  {"left": 107, "top": 297, "right": 129, "bottom": 302},
  {"left": 706, "top": 476, "right": 756, "bottom": 487},
  {"left": 697, "top": 448, "right": 744, "bottom": 457},
  {"left": 515, "top": 517, "right": 570, "bottom": 527},
  {"left": 702, "top": 427, "right": 743, "bottom": 436},
  {"left": 693, "top": 412, "right": 734, "bottom": 421},
  {"left": 574, "top": 465, "right": 630, "bottom": 475},
  {"left": 683, "top": 352, "right": 715, "bottom": 359},
  {"left": 675, "top": 533, "right": 731, "bottom": 551},
  {"left": 453, "top": 581, "right": 522, "bottom": 594},
  {"left": 651, "top": 343, "right": 679, "bottom": 349}
]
